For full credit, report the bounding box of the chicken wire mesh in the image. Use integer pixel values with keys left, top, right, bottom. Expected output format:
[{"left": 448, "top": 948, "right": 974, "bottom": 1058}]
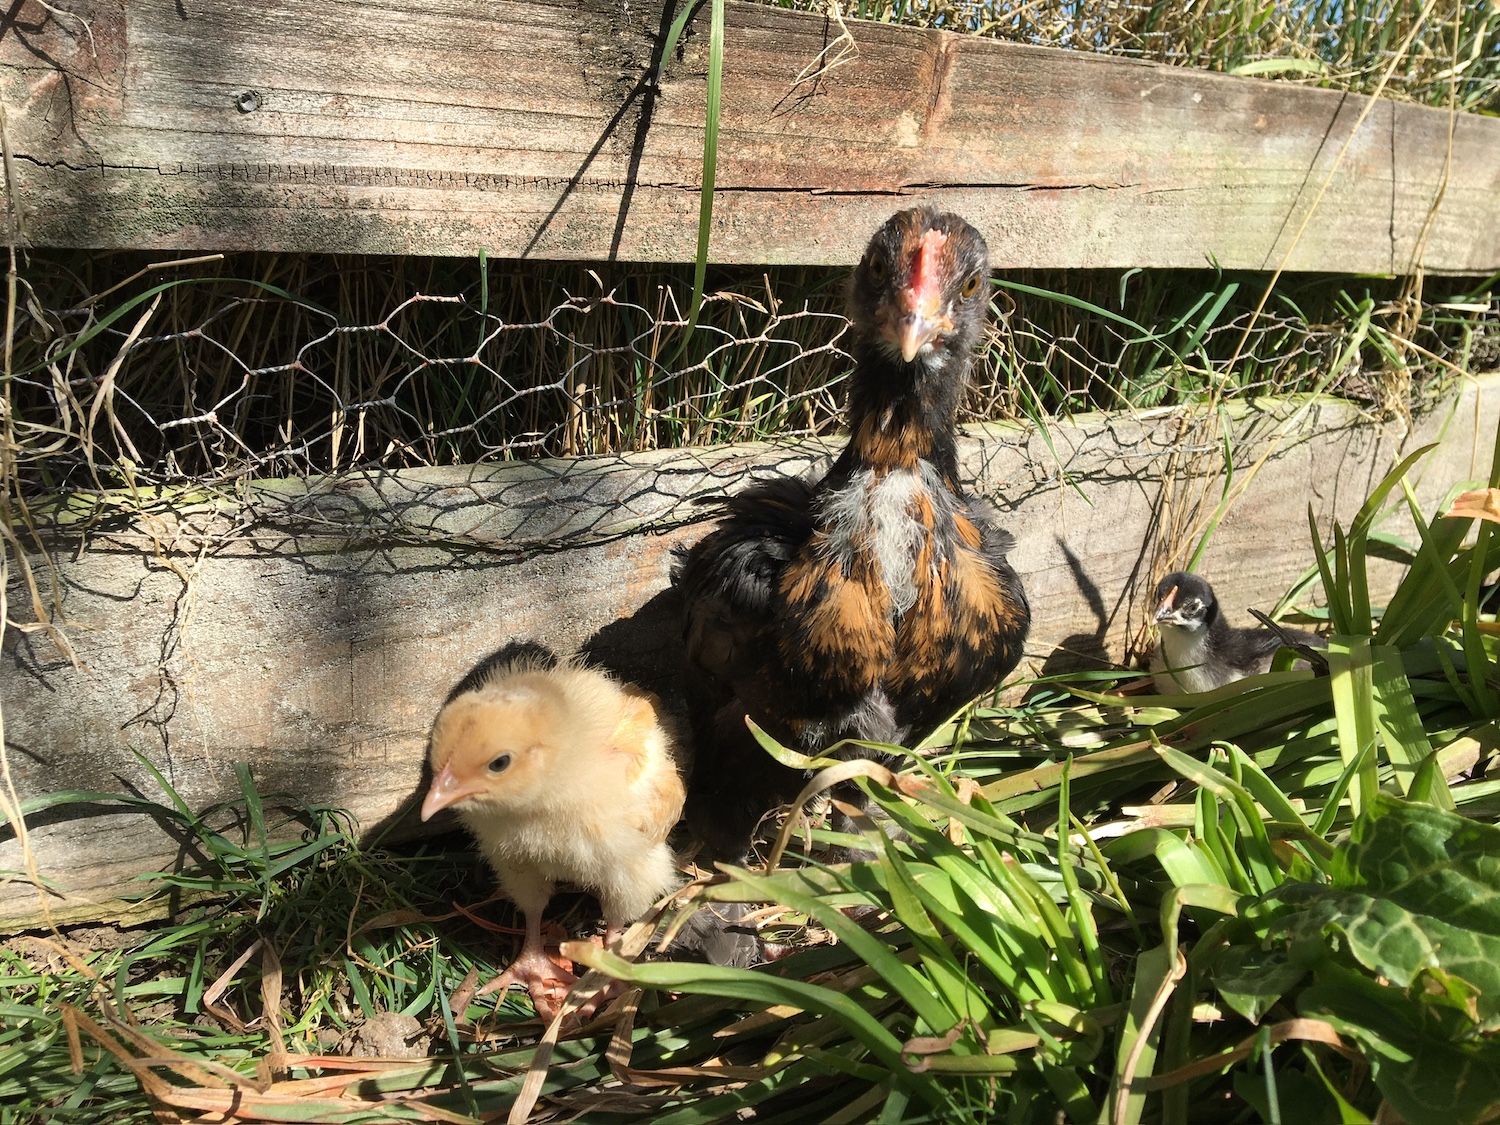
[
  {"left": 3, "top": 253, "right": 1496, "bottom": 515},
  {"left": 0, "top": 247, "right": 1494, "bottom": 694}
]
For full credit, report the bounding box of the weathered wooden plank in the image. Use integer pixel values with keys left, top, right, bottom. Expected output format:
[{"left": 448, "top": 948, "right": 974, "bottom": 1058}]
[
  {"left": 5, "top": 0, "right": 1497, "bottom": 270},
  {"left": 3, "top": 381, "right": 1495, "bottom": 926}
]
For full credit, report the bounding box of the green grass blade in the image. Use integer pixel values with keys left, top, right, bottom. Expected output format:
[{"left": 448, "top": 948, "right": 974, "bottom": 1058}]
[
  {"left": 1378, "top": 479, "right": 1476, "bottom": 647},
  {"left": 685, "top": 0, "right": 723, "bottom": 335},
  {"left": 1309, "top": 503, "right": 1350, "bottom": 635},
  {"left": 724, "top": 865, "right": 957, "bottom": 1035},
  {"left": 1058, "top": 759, "right": 1112, "bottom": 1005},
  {"left": 1369, "top": 644, "right": 1438, "bottom": 799},
  {"left": 1309, "top": 739, "right": 1375, "bottom": 838},
  {"left": 1184, "top": 401, "right": 1237, "bottom": 571},
  {"left": 18, "top": 277, "right": 336, "bottom": 377},
  {"left": 1326, "top": 635, "right": 1381, "bottom": 816},
  {"left": 569, "top": 945, "right": 945, "bottom": 1109},
  {"left": 876, "top": 836, "right": 988, "bottom": 1021},
  {"left": 234, "top": 763, "right": 272, "bottom": 915}
]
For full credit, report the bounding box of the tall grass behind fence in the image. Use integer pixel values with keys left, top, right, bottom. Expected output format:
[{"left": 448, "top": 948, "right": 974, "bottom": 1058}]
[
  {"left": 774, "top": 0, "right": 1500, "bottom": 114},
  {"left": 7, "top": 252, "right": 1496, "bottom": 503}
]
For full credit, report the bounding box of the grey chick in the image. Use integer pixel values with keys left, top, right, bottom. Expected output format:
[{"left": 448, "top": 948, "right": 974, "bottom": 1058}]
[{"left": 1149, "top": 571, "right": 1323, "bottom": 694}]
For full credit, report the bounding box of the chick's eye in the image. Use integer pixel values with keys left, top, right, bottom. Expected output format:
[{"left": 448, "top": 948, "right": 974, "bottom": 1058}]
[
  {"left": 960, "top": 272, "right": 983, "bottom": 299},
  {"left": 868, "top": 253, "right": 887, "bottom": 283},
  {"left": 487, "top": 754, "right": 512, "bottom": 774}
]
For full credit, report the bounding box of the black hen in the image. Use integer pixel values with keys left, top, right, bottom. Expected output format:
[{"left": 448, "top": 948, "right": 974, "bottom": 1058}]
[
  {"left": 674, "top": 207, "right": 1031, "bottom": 859},
  {"left": 1149, "top": 571, "right": 1324, "bottom": 694}
]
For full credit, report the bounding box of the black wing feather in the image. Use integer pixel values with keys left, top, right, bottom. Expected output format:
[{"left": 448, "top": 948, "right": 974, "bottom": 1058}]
[
  {"left": 673, "top": 477, "right": 819, "bottom": 855},
  {"left": 1216, "top": 625, "right": 1324, "bottom": 675}
]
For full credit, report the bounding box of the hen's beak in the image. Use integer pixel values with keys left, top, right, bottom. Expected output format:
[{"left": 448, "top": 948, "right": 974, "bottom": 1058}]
[
  {"left": 893, "top": 226, "right": 953, "bottom": 362},
  {"left": 1153, "top": 584, "right": 1179, "bottom": 625},
  {"left": 891, "top": 281, "right": 956, "bottom": 361},
  {"left": 420, "top": 762, "right": 481, "bottom": 821},
  {"left": 896, "top": 303, "right": 944, "bottom": 362}
]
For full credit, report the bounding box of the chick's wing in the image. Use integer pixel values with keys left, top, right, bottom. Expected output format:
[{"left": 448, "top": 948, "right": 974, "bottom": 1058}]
[{"left": 608, "top": 685, "right": 686, "bottom": 845}]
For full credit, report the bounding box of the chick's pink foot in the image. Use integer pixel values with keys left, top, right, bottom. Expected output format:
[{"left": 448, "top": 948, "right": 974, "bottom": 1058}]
[
  {"left": 477, "top": 917, "right": 630, "bottom": 1024},
  {"left": 477, "top": 944, "right": 578, "bottom": 1023}
]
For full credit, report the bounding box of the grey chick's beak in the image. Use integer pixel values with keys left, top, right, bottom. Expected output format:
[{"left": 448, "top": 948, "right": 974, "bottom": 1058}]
[{"left": 1153, "top": 584, "right": 1179, "bottom": 625}]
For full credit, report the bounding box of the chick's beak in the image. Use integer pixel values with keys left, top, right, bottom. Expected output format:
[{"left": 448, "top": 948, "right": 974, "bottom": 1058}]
[
  {"left": 420, "top": 762, "right": 482, "bottom": 822},
  {"left": 1153, "top": 584, "right": 1179, "bottom": 624}
]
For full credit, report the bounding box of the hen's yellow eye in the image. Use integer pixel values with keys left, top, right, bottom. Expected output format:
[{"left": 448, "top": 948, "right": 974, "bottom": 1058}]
[
  {"left": 868, "top": 253, "right": 888, "bottom": 283},
  {"left": 960, "top": 272, "right": 984, "bottom": 299}
]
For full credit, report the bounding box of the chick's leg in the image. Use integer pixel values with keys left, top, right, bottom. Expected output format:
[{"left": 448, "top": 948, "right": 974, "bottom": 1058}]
[
  {"left": 476, "top": 908, "right": 578, "bottom": 1022},
  {"left": 586, "top": 856, "right": 678, "bottom": 1010},
  {"left": 476, "top": 869, "right": 576, "bottom": 1022}
]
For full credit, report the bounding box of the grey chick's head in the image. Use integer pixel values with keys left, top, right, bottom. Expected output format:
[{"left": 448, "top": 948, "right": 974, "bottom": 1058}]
[{"left": 1153, "top": 571, "right": 1219, "bottom": 633}]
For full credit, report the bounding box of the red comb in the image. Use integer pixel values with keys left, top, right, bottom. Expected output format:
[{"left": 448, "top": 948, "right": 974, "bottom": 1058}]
[{"left": 908, "top": 228, "right": 949, "bottom": 304}]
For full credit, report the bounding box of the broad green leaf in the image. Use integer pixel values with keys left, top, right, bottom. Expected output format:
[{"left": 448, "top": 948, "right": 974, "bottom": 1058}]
[
  {"left": 1300, "top": 964, "right": 1500, "bottom": 1125},
  {"left": 1300, "top": 796, "right": 1500, "bottom": 1027},
  {"left": 1305, "top": 1048, "right": 1374, "bottom": 1124},
  {"left": 1212, "top": 943, "right": 1307, "bottom": 1023}
]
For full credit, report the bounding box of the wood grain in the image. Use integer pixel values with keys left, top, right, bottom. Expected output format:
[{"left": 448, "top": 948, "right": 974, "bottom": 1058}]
[
  {"left": 3, "top": 380, "right": 1495, "bottom": 926},
  {"left": 4, "top": 0, "right": 1497, "bottom": 270}
]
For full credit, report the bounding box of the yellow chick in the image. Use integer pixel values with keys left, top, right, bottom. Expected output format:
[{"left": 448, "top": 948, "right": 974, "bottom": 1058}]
[{"left": 420, "top": 643, "right": 685, "bottom": 1021}]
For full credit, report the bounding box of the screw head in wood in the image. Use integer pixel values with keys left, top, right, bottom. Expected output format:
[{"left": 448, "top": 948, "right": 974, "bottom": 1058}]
[{"left": 235, "top": 91, "right": 261, "bottom": 113}]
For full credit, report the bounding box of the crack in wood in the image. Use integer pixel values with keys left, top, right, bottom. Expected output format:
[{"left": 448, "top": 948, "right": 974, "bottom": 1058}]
[
  {"left": 18, "top": 155, "right": 1144, "bottom": 199},
  {"left": 14, "top": 155, "right": 1143, "bottom": 202},
  {"left": 919, "top": 34, "right": 956, "bottom": 144},
  {"left": 14, "top": 153, "right": 98, "bottom": 173}
]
